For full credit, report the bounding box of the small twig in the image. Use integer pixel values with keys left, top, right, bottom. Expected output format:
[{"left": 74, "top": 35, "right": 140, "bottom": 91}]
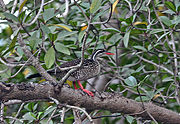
[
  {"left": 136, "top": 86, "right": 145, "bottom": 110},
  {"left": 92, "top": 113, "right": 121, "bottom": 119},
  {"left": 73, "top": 109, "right": 82, "bottom": 124},
  {"left": 47, "top": 108, "right": 57, "bottom": 124},
  {"left": 60, "top": 107, "right": 66, "bottom": 124},
  {"left": 124, "top": 0, "right": 132, "bottom": 12},
  {"left": 133, "top": 0, "right": 140, "bottom": 11},
  {"left": 136, "top": 54, "right": 173, "bottom": 75},
  {"left": 52, "top": 108, "right": 71, "bottom": 119},
  {"left": 49, "top": 95, "right": 93, "bottom": 123},
  {"left": 4, "top": 100, "right": 22, "bottom": 106},
  {"left": 90, "top": 3, "right": 113, "bottom": 25},
  {"left": 65, "top": 104, "right": 94, "bottom": 124},
  {"left": 56, "top": 0, "right": 69, "bottom": 18},
  {"left": 0, "top": 101, "right": 4, "bottom": 122},
  {"left": 146, "top": 110, "right": 158, "bottom": 124},
  {"left": 20, "top": 22, "right": 31, "bottom": 36},
  {"left": 0, "top": 68, "right": 8, "bottom": 74},
  {"left": 60, "top": 68, "right": 77, "bottom": 84},
  {"left": 0, "top": 0, "right": 6, "bottom": 11},
  {"left": 11, "top": 103, "right": 25, "bottom": 124},
  {"left": 4, "top": 116, "right": 23, "bottom": 123},
  {"left": 10, "top": 49, "right": 39, "bottom": 78},
  {"left": 74, "top": 1, "right": 89, "bottom": 22},
  {"left": 23, "top": 0, "right": 44, "bottom": 26},
  {"left": 133, "top": 0, "right": 143, "bottom": 13},
  {"left": 0, "top": 58, "right": 25, "bottom": 67},
  {"left": 170, "top": 31, "right": 179, "bottom": 104},
  {"left": 11, "top": 0, "right": 18, "bottom": 14}
]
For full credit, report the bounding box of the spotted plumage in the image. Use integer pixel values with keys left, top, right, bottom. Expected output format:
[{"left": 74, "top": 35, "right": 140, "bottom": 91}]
[
  {"left": 27, "top": 49, "right": 114, "bottom": 96},
  {"left": 48, "top": 58, "right": 100, "bottom": 81}
]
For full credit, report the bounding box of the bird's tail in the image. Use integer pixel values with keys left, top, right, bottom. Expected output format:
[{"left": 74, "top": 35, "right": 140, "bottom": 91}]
[
  {"left": 27, "top": 73, "right": 42, "bottom": 79},
  {"left": 26, "top": 70, "right": 57, "bottom": 79}
]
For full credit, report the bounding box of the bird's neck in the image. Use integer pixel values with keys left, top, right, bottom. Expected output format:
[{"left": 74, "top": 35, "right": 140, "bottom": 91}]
[{"left": 91, "top": 51, "right": 99, "bottom": 61}]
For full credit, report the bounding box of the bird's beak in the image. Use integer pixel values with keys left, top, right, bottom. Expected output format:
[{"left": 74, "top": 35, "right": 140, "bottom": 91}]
[{"left": 105, "top": 52, "right": 114, "bottom": 55}]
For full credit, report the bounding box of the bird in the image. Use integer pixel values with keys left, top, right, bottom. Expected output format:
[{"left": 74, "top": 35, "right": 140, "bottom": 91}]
[{"left": 27, "top": 49, "right": 114, "bottom": 96}]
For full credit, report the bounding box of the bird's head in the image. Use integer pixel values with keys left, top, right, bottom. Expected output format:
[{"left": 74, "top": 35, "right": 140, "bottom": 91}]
[{"left": 91, "top": 49, "right": 114, "bottom": 61}]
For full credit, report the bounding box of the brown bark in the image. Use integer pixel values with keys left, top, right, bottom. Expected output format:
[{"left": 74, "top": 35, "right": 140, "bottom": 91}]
[{"left": 0, "top": 82, "right": 180, "bottom": 124}]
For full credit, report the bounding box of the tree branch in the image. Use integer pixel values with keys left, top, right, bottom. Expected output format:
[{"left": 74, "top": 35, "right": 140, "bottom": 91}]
[{"left": 0, "top": 82, "right": 179, "bottom": 124}]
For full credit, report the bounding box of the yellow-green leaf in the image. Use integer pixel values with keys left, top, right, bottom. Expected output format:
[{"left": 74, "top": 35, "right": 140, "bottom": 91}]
[
  {"left": 51, "top": 24, "right": 72, "bottom": 32},
  {"left": 133, "top": 21, "right": 148, "bottom": 26},
  {"left": 19, "top": 0, "right": 28, "bottom": 13},
  {"left": 9, "top": 35, "right": 17, "bottom": 54},
  {"left": 112, "top": 0, "right": 119, "bottom": 13}
]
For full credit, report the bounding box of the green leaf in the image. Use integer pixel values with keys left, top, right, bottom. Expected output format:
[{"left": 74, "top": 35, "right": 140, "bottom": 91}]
[
  {"left": 124, "top": 76, "right": 137, "bottom": 87},
  {"left": 48, "top": 33, "right": 57, "bottom": 41},
  {"left": 44, "top": 47, "right": 55, "bottom": 68},
  {"left": 165, "top": 1, "right": 176, "bottom": 12},
  {"left": 33, "top": 103, "right": 38, "bottom": 111},
  {"left": 123, "top": 30, "right": 130, "bottom": 48},
  {"left": 37, "top": 112, "right": 44, "bottom": 119},
  {"left": 23, "top": 112, "right": 36, "bottom": 121},
  {"left": 157, "top": 32, "right": 169, "bottom": 42},
  {"left": 90, "top": 0, "right": 102, "bottom": 14},
  {"left": 146, "top": 91, "right": 154, "bottom": 99},
  {"left": 150, "top": 29, "right": 168, "bottom": 34},
  {"left": 135, "top": 65, "right": 145, "bottom": 72},
  {"left": 0, "top": 64, "right": 11, "bottom": 78},
  {"left": 135, "top": 96, "right": 150, "bottom": 102},
  {"left": 55, "top": 43, "right": 70, "bottom": 55},
  {"left": 9, "top": 35, "right": 17, "bottom": 53},
  {"left": 154, "top": 87, "right": 165, "bottom": 95},
  {"left": 163, "top": 9, "right": 176, "bottom": 15},
  {"left": 159, "top": 16, "right": 172, "bottom": 26},
  {"left": 102, "top": 28, "right": 121, "bottom": 33},
  {"left": 172, "top": 15, "right": 180, "bottom": 25},
  {"left": 57, "top": 31, "right": 78, "bottom": 40},
  {"left": 138, "top": 75, "right": 150, "bottom": 86},
  {"left": 40, "top": 120, "right": 53, "bottom": 124},
  {"left": 41, "top": 24, "right": 51, "bottom": 35},
  {"left": 29, "top": 32, "right": 42, "bottom": 50},
  {"left": 19, "top": 0, "right": 28, "bottom": 13},
  {"left": 43, "top": 8, "right": 55, "bottom": 22},
  {"left": 1, "top": 28, "right": 19, "bottom": 56},
  {"left": 133, "top": 46, "right": 147, "bottom": 52},
  {"left": 109, "top": 33, "right": 122, "bottom": 44},
  {"left": 3, "top": 12, "right": 19, "bottom": 22},
  {"left": 126, "top": 115, "right": 134, "bottom": 124},
  {"left": 162, "top": 76, "right": 173, "bottom": 82},
  {"left": 78, "top": 30, "right": 85, "bottom": 42},
  {"left": 41, "top": 106, "right": 56, "bottom": 119}
]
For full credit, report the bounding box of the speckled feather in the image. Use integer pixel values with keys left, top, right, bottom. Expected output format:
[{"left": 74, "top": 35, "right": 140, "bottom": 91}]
[
  {"left": 27, "top": 49, "right": 109, "bottom": 81},
  {"left": 48, "top": 58, "right": 100, "bottom": 81}
]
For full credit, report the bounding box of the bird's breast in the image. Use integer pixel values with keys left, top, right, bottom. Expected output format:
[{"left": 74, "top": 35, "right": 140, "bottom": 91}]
[{"left": 70, "top": 61, "right": 100, "bottom": 81}]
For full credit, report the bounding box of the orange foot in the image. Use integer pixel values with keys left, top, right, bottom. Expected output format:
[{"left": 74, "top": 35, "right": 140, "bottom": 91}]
[{"left": 82, "top": 89, "right": 94, "bottom": 97}]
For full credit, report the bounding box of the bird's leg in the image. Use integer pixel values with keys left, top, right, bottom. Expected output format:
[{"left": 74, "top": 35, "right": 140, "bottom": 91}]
[
  {"left": 77, "top": 80, "right": 94, "bottom": 97},
  {"left": 73, "top": 81, "right": 78, "bottom": 89}
]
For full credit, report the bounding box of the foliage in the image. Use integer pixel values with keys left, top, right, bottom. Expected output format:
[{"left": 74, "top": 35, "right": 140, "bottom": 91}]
[{"left": 0, "top": 0, "right": 179, "bottom": 123}]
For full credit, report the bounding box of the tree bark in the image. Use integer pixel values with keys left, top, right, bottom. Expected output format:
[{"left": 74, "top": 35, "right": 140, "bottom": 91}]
[{"left": 0, "top": 82, "right": 180, "bottom": 124}]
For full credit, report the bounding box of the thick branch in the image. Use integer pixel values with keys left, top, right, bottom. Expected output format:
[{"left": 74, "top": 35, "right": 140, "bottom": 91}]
[{"left": 0, "top": 82, "right": 180, "bottom": 124}]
